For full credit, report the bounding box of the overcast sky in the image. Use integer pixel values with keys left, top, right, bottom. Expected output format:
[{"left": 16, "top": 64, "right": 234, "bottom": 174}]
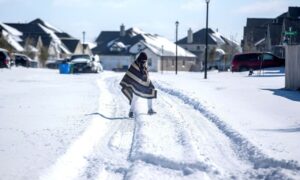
[{"left": 0, "top": 0, "right": 298, "bottom": 44}]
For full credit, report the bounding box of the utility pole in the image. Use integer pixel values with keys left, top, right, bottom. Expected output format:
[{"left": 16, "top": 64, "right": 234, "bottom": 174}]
[
  {"left": 82, "top": 31, "right": 85, "bottom": 54},
  {"left": 175, "top": 21, "right": 179, "bottom": 75},
  {"left": 204, "top": 0, "right": 210, "bottom": 79}
]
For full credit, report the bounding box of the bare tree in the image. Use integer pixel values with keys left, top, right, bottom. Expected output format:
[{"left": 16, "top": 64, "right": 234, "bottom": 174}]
[
  {"left": 39, "top": 46, "right": 49, "bottom": 67},
  {"left": 0, "top": 34, "right": 14, "bottom": 52},
  {"left": 24, "top": 38, "right": 36, "bottom": 59}
]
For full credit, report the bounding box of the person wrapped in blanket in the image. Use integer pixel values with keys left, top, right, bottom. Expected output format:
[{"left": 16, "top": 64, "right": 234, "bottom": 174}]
[{"left": 120, "top": 52, "right": 157, "bottom": 118}]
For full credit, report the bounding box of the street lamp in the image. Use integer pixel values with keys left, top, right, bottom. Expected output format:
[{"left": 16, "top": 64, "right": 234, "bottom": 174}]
[
  {"left": 175, "top": 21, "right": 179, "bottom": 75},
  {"left": 204, "top": 0, "right": 210, "bottom": 79},
  {"left": 82, "top": 31, "right": 86, "bottom": 54},
  {"left": 161, "top": 45, "right": 164, "bottom": 74}
]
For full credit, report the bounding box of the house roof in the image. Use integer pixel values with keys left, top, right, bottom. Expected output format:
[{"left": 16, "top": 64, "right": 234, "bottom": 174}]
[
  {"left": 243, "top": 6, "right": 300, "bottom": 48},
  {"left": 5, "top": 23, "right": 46, "bottom": 35},
  {"left": 61, "top": 39, "right": 80, "bottom": 53},
  {"left": 177, "top": 28, "right": 233, "bottom": 45},
  {"left": 95, "top": 31, "right": 120, "bottom": 44},
  {"left": 245, "top": 26, "right": 268, "bottom": 43},
  {"left": 246, "top": 18, "right": 273, "bottom": 28},
  {"left": 4, "top": 19, "right": 81, "bottom": 53},
  {"left": 40, "top": 36, "right": 52, "bottom": 47},
  {"left": 288, "top": 7, "right": 300, "bottom": 19},
  {"left": 55, "top": 32, "right": 73, "bottom": 39},
  {"left": 5, "top": 22, "right": 53, "bottom": 47},
  {"left": 93, "top": 29, "right": 144, "bottom": 55},
  {"left": 92, "top": 27, "right": 196, "bottom": 57},
  {"left": 29, "top": 18, "right": 62, "bottom": 33}
]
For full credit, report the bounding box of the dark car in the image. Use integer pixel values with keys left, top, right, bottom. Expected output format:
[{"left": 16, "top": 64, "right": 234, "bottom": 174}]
[
  {"left": 45, "top": 59, "right": 67, "bottom": 69},
  {"left": 231, "top": 52, "right": 285, "bottom": 72},
  {"left": 13, "top": 53, "right": 38, "bottom": 68},
  {"left": 0, "top": 48, "right": 11, "bottom": 68}
]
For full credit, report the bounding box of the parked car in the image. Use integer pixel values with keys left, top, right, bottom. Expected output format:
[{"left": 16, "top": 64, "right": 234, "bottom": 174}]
[
  {"left": 45, "top": 59, "right": 67, "bottom": 69},
  {"left": 69, "top": 54, "right": 103, "bottom": 73},
  {"left": 231, "top": 52, "right": 285, "bottom": 72},
  {"left": 0, "top": 48, "right": 12, "bottom": 68},
  {"left": 13, "top": 53, "right": 38, "bottom": 68}
]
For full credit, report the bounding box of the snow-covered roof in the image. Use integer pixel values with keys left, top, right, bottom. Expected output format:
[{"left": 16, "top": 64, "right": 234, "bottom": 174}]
[
  {"left": 2, "top": 30, "right": 24, "bottom": 52},
  {"left": 85, "top": 42, "right": 97, "bottom": 49},
  {"left": 177, "top": 28, "right": 240, "bottom": 47},
  {"left": 97, "top": 27, "right": 195, "bottom": 57},
  {"left": 210, "top": 31, "right": 226, "bottom": 45},
  {"left": 140, "top": 34, "right": 196, "bottom": 57},
  {"left": 39, "top": 24, "right": 71, "bottom": 54},
  {"left": 128, "top": 27, "right": 145, "bottom": 36},
  {"left": 43, "top": 21, "right": 63, "bottom": 33},
  {"left": 0, "top": 22, "right": 23, "bottom": 36}
]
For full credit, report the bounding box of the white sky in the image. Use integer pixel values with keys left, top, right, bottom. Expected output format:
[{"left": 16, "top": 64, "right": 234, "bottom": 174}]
[{"left": 0, "top": 0, "right": 298, "bottom": 44}]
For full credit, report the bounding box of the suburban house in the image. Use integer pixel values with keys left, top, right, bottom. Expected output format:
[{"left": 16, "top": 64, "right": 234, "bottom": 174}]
[
  {"left": 0, "top": 18, "right": 88, "bottom": 65},
  {"left": 92, "top": 24, "right": 196, "bottom": 72},
  {"left": 242, "top": 7, "right": 300, "bottom": 57},
  {"left": 177, "top": 28, "right": 240, "bottom": 71},
  {"left": 82, "top": 44, "right": 93, "bottom": 56}
]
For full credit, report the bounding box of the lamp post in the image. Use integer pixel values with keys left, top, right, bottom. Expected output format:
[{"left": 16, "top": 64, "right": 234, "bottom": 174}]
[
  {"left": 161, "top": 45, "right": 164, "bottom": 74},
  {"left": 82, "top": 31, "right": 85, "bottom": 54},
  {"left": 175, "top": 21, "right": 179, "bottom": 75},
  {"left": 204, "top": 0, "right": 210, "bottom": 79}
]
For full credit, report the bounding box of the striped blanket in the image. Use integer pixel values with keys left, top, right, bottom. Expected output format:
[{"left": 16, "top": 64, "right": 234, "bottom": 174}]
[{"left": 120, "top": 61, "right": 157, "bottom": 104}]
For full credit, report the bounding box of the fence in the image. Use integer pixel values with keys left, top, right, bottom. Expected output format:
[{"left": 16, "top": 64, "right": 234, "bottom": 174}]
[{"left": 285, "top": 45, "right": 300, "bottom": 90}]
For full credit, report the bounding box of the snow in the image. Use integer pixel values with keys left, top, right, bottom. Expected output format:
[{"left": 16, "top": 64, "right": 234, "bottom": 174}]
[
  {"left": 2, "top": 30, "right": 24, "bottom": 52},
  {"left": 84, "top": 42, "right": 97, "bottom": 49},
  {"left": 38, "top": 24, "right": 71, "bottom": 55},
  {"left": 0, "top": 67, "right": 300, "bottom": 179},
  {"left": 0, "top": 23, "right": 24, "bottom": 51},
  {"left": 129, "top": 27, "right": 145, "bottom": 36},
  {"left": 141, "top": 34, "right": 196, "bottom": 57},
  {"left": 43, "top": 21, "right": 63, "bottom": 33},
  {"left": 0, "top": 23, "right": 23, "bottom": 36},
  {"left": 210, "top": 32, "right": 226, "bottom": 45},
  {"left": 210, "top": 30, "right": 240, "bottom": 47}
]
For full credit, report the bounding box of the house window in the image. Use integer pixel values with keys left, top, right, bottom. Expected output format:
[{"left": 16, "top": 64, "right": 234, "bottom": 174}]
[
  {"left": 182, "top": 59, "right": 185, "bottom": 67},
  {"left": 148, "top": 58, "right": 152, "bottom": 66},
  {"left": 172, "top": 59, "right": 175, "bottom": 66}
]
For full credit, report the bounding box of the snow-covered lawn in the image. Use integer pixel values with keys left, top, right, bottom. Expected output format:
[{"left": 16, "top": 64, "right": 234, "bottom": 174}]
[{"left": 0, "top": 67, "right": 299, "bottom": 179}]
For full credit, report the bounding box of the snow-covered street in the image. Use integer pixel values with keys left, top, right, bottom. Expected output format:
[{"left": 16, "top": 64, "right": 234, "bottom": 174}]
[{"left": 1, "top": 68, "right": 300, "bottom": 179}]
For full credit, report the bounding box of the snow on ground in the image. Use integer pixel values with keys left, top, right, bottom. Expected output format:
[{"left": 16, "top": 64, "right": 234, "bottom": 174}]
[
  {"left": 0, "top": 67, "right": 300, "bottom": 180},
  {"left": 0, "top": 68, "right": 99, "bottom": 180}
]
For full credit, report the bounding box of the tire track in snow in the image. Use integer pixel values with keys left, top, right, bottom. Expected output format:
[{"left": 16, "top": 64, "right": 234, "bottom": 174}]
[
  {"left": 40, "top": 74, "right": 134, "bottom": 180},
  {"left": 80, "top": 75, "right": 134, "bottom": 180},
  {"left": 154, "top": 81, "right": 300, "bottom": 176},
  {"left": 126, "top": 87, "right": 224, "bottom": 178}
]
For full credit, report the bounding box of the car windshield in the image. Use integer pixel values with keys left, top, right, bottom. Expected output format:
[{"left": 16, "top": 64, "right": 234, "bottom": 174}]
[{"left": 70, "top": 55, "right": 90, "bottom": 60}]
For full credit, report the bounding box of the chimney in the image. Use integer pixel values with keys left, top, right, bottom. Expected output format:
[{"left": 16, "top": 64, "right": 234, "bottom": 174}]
[
  {"left": 120, "top": 24, "right": 125, "bottom": 37},
  {"left": 187, "top": 28, "right": 193, "bottom": 43}
]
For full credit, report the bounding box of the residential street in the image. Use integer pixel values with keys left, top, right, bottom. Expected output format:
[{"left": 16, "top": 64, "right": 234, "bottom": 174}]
[{"left": 1, "top": 68, "right": 299, "bottom": 179}]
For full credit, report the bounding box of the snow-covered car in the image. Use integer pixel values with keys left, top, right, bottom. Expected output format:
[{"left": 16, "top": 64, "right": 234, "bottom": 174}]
[
  {"left": 13, "top": 53, "right": 38, "bottom": 68},
  {"left": 69, "top": 54, "right": 103, "bottom": 73}
]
